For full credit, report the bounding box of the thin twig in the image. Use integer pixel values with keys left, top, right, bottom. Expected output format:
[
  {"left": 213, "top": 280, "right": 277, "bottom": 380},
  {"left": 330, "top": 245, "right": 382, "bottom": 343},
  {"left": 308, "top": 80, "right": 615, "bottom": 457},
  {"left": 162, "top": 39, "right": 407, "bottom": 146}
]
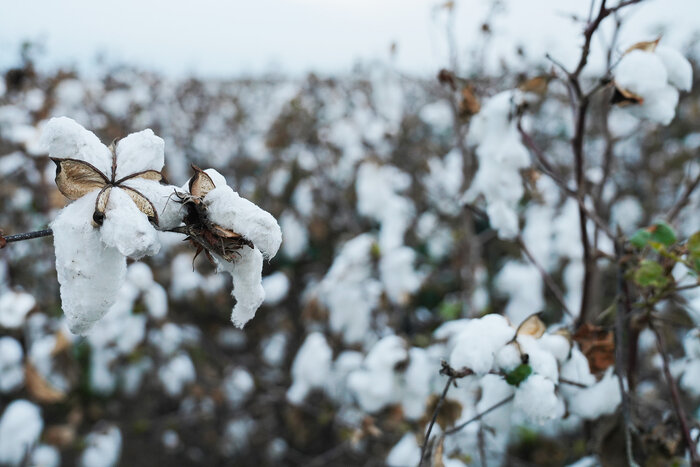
[
  {"left": 651, "top": 321, "right": 700, "bottom": 464},
  {"left": 667, "top": 172, "right": 700, "bottom": 223},
  {"left": 444, "top": 395, "right": 515, "bottom": 436},
  {"left": 517, "top": 235, "right": 573, "bottom": 319},
  {"left": 419, "top": 375, "right": 454, "bottom": 466},
  {"left": 614, "top": 238, "right": 639, "bottom": 466},
  {"left": 0, "top": 228, "right": 54, "bottom": 249}
]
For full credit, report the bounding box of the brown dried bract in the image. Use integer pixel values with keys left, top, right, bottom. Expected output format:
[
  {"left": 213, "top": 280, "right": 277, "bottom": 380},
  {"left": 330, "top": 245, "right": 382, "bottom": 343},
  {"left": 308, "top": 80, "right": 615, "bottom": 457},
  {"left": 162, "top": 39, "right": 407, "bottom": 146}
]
[
  {"left": 459, "top": 85, "right": 481, "bottom": 119},
  {"left": 572, "top": 323, "right": 615, "bottom": 374},
  {"left": 25, "top": 362, "right": 66, "bottom": 403},
  {"left": 516, "top": 313, "right": 546, "bottom": 339}
]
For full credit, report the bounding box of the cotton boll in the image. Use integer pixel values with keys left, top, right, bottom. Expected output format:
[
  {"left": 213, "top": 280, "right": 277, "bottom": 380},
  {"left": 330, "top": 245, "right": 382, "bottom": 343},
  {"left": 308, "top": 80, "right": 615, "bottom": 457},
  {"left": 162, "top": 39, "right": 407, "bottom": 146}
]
[
  {"left": 262, "top": 271, "right": 290, "bottom": 306},
  {"left": 566, "top": 368, "right": 621, "bottom": 420},
  {"left": 223, "top": 367, "right": 255, "bottom": 408},
  {"left": 114, "top": 129, "right": 164, "bottom": 180},
  {"left": 29, "top": 444, "right": 60, "bottom": 467},
  {"left": 386, "top": 433, "right": 420, "bottom": 467},
  {"left": 449, "top": 314, "right": 514, "bottom": 375},
  {"left": 79, "top": 425, "right": 122, "bottom": 467},
  {"left": 0, "top": 336, "right": 24, "bottom": 392},
  {"left": 514, "top": 374, "right": 562, "bottom": 421},
  {"left": 287, "top": 332, "right": 332, "bottom": 404},
  {"left": 203, "top": 174, "right": 282, "bottom": 258},
  {"left": 158, "top": 352, "right": 196, "bottom": 397},
  {"left": 280, "top": 211, "right": 308, "bottom": 259},
  {"left": 0, "top": 400, "right": 43, "bottom": 466},
  {"left": 559, "top": 347, "right": 596, "bottom": 398},
  {"left": 401, "top": 347, "right": 433, "bottom": 420},
  {"left": 486, "top": 201, "right": 519, "bottom": 239},
  {"left": 615, "top": 51, "right": 669, "bottom": 97},
  {"left": 327, "top": 350, "right": 364, "bottom": 403},
  {"left": 41, "top": 117, "right": 112, "bottom": 178},
  {"left": 99, "top": 188, "right": 160, "bottom": 259},
  {"left": 538, "top": 333, "right": 571, "bottom": 364},
  {"left": 628, "top": 84, "right": 679, "bottom": 125},
  {"left": 214, "top": 247, "right": 265, "bottom": 328},
  {"left": 655, "top": 46, "right": 693, "bottom": 92},
  {"left": 495, "top": 343, "right": 522, "bottom": 373},
  {"left": 51, "top": 192, "right": 126, "bottom": 335},
  {"left": 0, "top": 290, "right": 36, "bottom": 328},
  {"left": 518, "top": 335, "right": 559, "bottom": 381},
  {"left": 379, "top": 246, "right": 423, "bottom": 305},
  {"left": 477, "top": 374, "right": 514, "bottom": 431},
  {"left": 680, "top": 360, "right": 700, "bottom": 397}
]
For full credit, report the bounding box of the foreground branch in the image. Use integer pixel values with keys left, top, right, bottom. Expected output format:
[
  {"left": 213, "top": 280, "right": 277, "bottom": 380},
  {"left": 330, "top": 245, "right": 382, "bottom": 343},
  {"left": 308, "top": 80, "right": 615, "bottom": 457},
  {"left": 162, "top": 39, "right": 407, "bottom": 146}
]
[
  {"left": 0, "top": 228, "right": 54, "bottom": 248},
  {"left": 443, "top": 395, "right": 515, "bottom": 436}
]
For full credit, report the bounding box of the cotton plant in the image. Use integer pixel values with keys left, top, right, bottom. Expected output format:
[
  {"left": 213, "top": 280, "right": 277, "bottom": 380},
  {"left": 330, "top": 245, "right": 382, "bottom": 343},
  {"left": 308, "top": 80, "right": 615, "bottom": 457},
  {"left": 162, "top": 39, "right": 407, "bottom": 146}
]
[{"left": 40, "top": 117, "right": 281, "bottom": 334}]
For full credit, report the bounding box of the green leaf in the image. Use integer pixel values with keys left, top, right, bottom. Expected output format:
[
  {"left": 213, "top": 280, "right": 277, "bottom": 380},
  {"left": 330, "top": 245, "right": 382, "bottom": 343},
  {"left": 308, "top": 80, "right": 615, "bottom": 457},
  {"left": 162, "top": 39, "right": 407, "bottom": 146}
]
[
  {"left": 687, "top": 231, "right": 700, "bottom": 258},
  {"left": 633, "top": 259, "right": 669, "bottom": 288},
  {"left": 630, "top": 229, "right": 652, "bottom": 248},
  {"left": 630, "top": 221, "right": 677, "bottom": 249},
  {"left": 649, "top": 221, "right": 676, "bottom": 246},
  {"left": 505, "top": 364, "right": 532, "bottom": 387},
  {"left": 439, "top": 301, "right": 462, "bottom": 320}
]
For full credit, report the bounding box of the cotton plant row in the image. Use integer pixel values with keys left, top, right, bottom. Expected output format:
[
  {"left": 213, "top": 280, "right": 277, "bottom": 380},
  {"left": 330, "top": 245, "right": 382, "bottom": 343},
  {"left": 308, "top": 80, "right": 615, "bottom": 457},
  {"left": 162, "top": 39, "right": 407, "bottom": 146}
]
[{"left": 41, "top": 116, "right": 281, "bottom": 333}]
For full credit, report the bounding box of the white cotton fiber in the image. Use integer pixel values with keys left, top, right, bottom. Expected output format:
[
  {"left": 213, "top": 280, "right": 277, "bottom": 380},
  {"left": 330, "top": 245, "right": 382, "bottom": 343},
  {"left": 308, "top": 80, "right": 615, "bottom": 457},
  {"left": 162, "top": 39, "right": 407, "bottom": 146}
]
[
  {"left": 449, "top": 314, "right": 514, "bottom": 375},
  {"left": 655, "top": 46, "right": 693, "bottom": 92},
  {"left": 122, "top": 178, "right": 185, "bottom": 230},
  {"left": 386, "top": 433, "right": 420, "bottom": 467},
  {"left": 514, "top": 374, "right": 563, "bottom": 421},
  {"left": 287, "top": 332, "right": 332, "bottom": 404},
  {"left": 114, "top": 129, "right": 164, "bottom": 180},
  {"left": 202, "top": 171, "right": 282, "bottom": 259},
  {"left": 0, "top": 400, "right": 43, "bottom": 466},
  {"left": 0, "top": 290, "right": 36, "bottom": 328},
  {"left": 100, "top": 188, "right": 160, "bottom": 259},
  {"left": 0, "top": 336, "right": 24, "bottom": 393},
  {"left": 41, "top": 117, "right": 112, "bottom": 178},
  {"left": 566, "top": 368, "right": 621, "bottom": 420},
  {"left": 51, "top": 192, "right": 126, "bottom": 335},
  {"left": 158, "top": 353, "right": 196, "bottom": 397},
  {"left": 79, "top": 425, "right": 122, "bottom": 467},
  {"left": 215, "top": 247, "right": 265, "bottom": 328}
]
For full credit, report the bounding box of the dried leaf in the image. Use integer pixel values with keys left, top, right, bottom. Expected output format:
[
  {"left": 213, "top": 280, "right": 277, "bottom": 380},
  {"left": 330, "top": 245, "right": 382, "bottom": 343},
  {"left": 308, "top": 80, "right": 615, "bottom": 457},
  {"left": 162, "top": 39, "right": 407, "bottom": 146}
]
[
  {"left": 189, "top": 165, "right": 216, "bottom": 198},
  {"left": 432, "top": 436, "right": 446, "bottom": 467},
  {"left": 572, "top": 323, "right": 615, "bottom": 374},
  {"left": 122, "top": 186, "right": 159, "bottom": 225},
  {"left": 459, "top": 85, "right": 481, "bottom": 118},
  {"left": 518, "top": 75, "right": 550, "bottom": 96},
  {"left": 44, "top": 425, "right": 76, "bottom": 447},
  {"left": 25, "top": 362, "right": 66, "bottom": 403},
  {"left": 52, "top": 158, "right": 108, "bottom": 201},
  {"left": 423, "top": 395, "right": 463, "bottom": 430},
  {"left": 51, "top": 330, "right": 72, "bottom": 356},
  {"left": 625, "top": 37, "right": 661, "bottom": 54},
  {"left": 516, "top": 313, "right": 546, "bottom": 338}
]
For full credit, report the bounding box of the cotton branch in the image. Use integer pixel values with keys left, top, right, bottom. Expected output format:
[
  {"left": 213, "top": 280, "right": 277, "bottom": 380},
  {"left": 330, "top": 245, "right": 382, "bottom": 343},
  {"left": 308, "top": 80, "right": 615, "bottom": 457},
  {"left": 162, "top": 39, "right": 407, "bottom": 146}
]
[
  {"left": 443, "top": 395, "right": 515, "bottom": 436},
  {"left": 0, "top": 229, "right": 54, "bottom": 249},
  {"left": 651, "top": 321, "right": 700, "bottom": 464}
]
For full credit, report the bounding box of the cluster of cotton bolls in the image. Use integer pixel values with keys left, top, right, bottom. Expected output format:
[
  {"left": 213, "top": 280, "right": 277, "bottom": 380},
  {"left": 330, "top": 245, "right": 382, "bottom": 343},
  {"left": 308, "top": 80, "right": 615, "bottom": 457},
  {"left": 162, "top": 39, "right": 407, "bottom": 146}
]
[{"left": 287, "top": 312, "right": 622, "bottom": 466}]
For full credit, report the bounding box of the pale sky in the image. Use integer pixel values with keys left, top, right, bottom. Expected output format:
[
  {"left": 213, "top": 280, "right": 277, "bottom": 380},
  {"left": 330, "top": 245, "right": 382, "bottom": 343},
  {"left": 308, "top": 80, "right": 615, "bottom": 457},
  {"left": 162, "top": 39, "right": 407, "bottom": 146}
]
[{"left": 0, "top": 0, "right": 697, "bottom": 78}]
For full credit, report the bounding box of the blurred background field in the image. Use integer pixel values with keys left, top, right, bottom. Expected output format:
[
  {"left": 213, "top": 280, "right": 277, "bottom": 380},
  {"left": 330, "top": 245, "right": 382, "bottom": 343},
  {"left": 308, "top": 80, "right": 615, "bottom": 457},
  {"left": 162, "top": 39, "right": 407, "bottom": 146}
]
[{"left": 1, "top": 1, "right": 700, "bottom": 466}]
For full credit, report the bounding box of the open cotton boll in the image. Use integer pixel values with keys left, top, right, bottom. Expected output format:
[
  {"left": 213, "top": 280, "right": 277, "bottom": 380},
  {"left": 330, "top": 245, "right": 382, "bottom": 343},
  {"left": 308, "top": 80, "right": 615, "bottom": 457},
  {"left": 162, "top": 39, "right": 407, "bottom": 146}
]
[
  {"left": 0, "top": 400, "right": 43, "bottom": 466},
  {"left": 615, "top": 50, "right": 668, "bottom": 97},
  {"left": 0, "top": 290, "right": 36, "bottom": 328},
  {"left": 566, "top": 368, "right": 621, "bottom": 420},
  {"left": 158, "top": 352, "right": 196, "bottom": 397},
  {"left": 223, "top": 367, "right": 255, "bottom": 408},
  {"left": 51, "top": 192, "right": 126, "bottom": 335},
  {"left": 261, "top": 271, "right": 290, "bottom": 306},
  {"left": 401, "top": 347, "right": 434, "bottom": 420},
  {"left": 538, "top": 333, "right": 572, "bottom": 364},
  {"left": 100, "top": 188, "right": 160, "bottom": 259},
  {"left": 514, "top": 374, "right": 563, "bottom": 422},
  {"left": 655, "top": 46, "right": 693, "bottom": 92},
  {"left": 626, "top": 84, "right": 679, "bottom": 125},
  {"left": 202, "top": 169, "right": 282, "bottom": 259},
  {"left": 287, "top": 332, "right": 332, "bottom": 404},
  {"left": 79, "top": 425, "right": 122, "bottom": 467},
  {"left": 114, "top": 129, "right": 164, "bottom": 180},
  {"left": 449, "top": 314, "right": 514, "bottom": 375},
  {"left": 0, "top": 336, "right": 25, "bottom": 393},
  {"left": 41, "top": 117, "right": 112, "bottom": 177},
  {"left": 386, "top": 433, "right": 421, "bottom": 467},
  {"left": 680, "top": 360, "right": 700, "bottom": 397},
  {"left": 30, "top": 444, "right": 61, "bottom": 467},
  {"left": 518, "top": 335, "right": 559, "bottom": 381},
  {"left": 379, "top": 246, "right": 424, "bottom": 305},
  {"left": 214, "top": 247, "right": 265, "bottom": 328}
]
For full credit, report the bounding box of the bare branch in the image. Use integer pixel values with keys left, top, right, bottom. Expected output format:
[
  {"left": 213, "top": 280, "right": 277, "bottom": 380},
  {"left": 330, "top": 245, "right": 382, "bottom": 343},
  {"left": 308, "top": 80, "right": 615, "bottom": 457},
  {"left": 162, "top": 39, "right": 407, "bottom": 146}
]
[
  {"left": 444, "top": 395, "right": 515, "bottom": 436},
  {"left": 0, "top": 229, "right": 54, "bottom": 249}
]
